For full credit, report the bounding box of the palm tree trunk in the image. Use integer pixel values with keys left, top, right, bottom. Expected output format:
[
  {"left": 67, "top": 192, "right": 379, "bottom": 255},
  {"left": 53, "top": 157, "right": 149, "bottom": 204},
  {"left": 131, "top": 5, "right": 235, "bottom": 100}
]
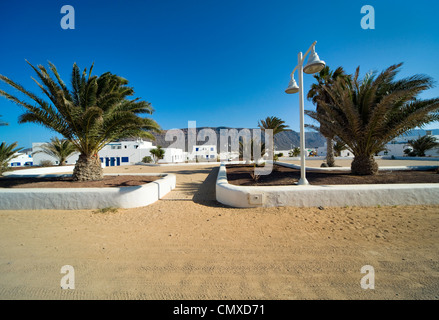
[
  {"left": 351, "top": 155, "right": 378, "bottom": 175},
  {"left": 72, "top": 153, "right": 103, "bottom": 181},
  {"left": 326, "top": 137, "right": 335, "bottom": 167}
]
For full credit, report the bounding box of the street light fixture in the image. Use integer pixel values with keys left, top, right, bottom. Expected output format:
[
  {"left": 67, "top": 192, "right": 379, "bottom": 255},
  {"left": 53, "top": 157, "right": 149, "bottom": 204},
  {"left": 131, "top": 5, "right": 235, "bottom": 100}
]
[
  {"left": 285, "top": 76, "right": 299, "bottom": 94},
  {"left": 303, "top": 45, "right": 326, "bottom": 74},
  {"left": 285, "top": 41, "right": 325, "bottom": 185}
]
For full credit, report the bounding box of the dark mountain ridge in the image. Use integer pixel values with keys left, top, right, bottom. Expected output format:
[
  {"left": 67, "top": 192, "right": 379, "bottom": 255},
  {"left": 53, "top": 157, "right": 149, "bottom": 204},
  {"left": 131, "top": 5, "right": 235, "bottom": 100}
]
[{"left": 133, "top": 127, "right": 327, "bottom": 151}]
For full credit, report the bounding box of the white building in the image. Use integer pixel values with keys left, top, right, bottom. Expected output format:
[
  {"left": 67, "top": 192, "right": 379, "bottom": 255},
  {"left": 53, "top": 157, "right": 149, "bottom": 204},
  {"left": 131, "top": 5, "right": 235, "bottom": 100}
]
[
  {"left": 98, "top": 139, "right": 154, "bottom": 166},
  {"left": 7, "top": 153, "right": 34, "bottom": 167},
  {"left": 316, "top": 145, "right": 351, "bottom": 157},
  {"left": 159, "top": 147, "right": 185, "bottom": 164},
  {"left": 315, "top": 134, "right": 439, "bottom": 158},
  {"left": 376, "top": 143, "right": 408, "bottom": 157},
  {"left": 187, "top": 145, "right": 218, "bottom": 162},
  {"left": 376, "top": 134, "right": 439, "bottom": 157},
  {"left": 32, "top": 139, "right": 186, "bottom": 167}
]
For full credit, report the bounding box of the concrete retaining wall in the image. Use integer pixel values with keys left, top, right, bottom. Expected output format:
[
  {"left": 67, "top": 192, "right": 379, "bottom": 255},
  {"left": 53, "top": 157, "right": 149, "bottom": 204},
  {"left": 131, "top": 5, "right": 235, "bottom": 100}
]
[
  {"left": 0, "top": 173, "right": 176, "bottom": 210},
  {"left": 216, "top": 163, "right": 439, "bottom": 208}
]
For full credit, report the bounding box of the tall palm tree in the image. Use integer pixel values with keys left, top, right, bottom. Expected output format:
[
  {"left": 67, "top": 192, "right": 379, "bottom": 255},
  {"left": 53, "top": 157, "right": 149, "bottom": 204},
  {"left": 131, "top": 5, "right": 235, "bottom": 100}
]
[
  {"left": 0, "top": 142, "right": 23, "bottom": 175},
  {"left": 307, "top": 63, "right": 439, "bottom": 175},
  {"left": 306, "top": 66, "right": 348, "bottom": 167},
  {"left": 258, "top": 116, "right": 290, "bottom": 136},
  {"left": 33, "top": 137, "right": 78, "bottom": 166},
  {"left": 0, "top": 61, "right": 161, "bottom": 180},
  {"left": 258, "top": 116, "right": 290, "bottom": 160}
]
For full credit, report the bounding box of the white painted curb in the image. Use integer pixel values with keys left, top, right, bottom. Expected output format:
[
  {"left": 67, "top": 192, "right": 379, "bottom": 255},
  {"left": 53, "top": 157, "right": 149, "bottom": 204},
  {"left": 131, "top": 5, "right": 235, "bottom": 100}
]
[
  {"left": 216, "top": 163, "right": 439, "bottom": 208},
  {"left": 275, "top": 161, "right": 439, "bottom": 172},
  {"left": 0, "top": 173, "right": 176, "bottom": 210}
]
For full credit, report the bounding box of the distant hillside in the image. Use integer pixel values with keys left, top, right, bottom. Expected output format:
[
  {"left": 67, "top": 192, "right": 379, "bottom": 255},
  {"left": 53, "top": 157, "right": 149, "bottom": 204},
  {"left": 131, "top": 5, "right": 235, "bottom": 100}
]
[
  {"left": 117, "top": 127, "right": 439, "bottom": 151},
  {"left": 273, "top": 130, "right": 326, "bottom": 150},
  {"left": 144, "top": 127, "right": 326, "bottom": 151}
]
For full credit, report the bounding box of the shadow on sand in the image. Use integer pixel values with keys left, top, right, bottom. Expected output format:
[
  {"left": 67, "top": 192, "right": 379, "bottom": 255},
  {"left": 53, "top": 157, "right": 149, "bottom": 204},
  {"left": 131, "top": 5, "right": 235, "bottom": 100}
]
[{"left": 191, "top": 166, "right": 226, "bottom": 207}]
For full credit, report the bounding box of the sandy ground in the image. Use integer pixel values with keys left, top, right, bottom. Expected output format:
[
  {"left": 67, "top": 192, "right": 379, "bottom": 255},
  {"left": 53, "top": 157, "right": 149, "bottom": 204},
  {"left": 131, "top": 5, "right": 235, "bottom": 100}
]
[{"left": 0, "top": 161, "right": 438, "bottom": 300}]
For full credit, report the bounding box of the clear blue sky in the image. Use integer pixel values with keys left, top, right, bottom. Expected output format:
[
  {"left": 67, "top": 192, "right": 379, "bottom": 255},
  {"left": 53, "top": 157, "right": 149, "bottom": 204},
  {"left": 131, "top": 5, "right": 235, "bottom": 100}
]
[{"left": 1, "top": 0, "right": 438, "bottom": 148}]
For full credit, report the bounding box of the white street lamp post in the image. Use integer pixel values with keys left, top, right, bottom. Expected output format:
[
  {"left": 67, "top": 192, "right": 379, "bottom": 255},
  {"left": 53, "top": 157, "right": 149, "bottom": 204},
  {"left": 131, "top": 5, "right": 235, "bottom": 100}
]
[{"left": 285, "top": 41, "right": 325, "bottom": 185}]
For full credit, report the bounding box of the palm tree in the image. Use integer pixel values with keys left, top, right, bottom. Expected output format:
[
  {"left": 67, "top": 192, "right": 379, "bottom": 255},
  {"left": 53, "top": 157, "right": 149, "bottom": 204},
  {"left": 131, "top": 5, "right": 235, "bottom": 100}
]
[
  {"left": 407, "top": 135, "right": 439, "bottom": 157},
  {"left": 258, "top": 116, "right": 290, "bottom": 160},
  {"left": 289, "top": 147, "right": 300, "bottom": 157},
  {"left": 333, "top": 141, "right": 348, "bottom": 157},
  {"left": 258, "top": 116, "right": 290, "bottom": 136},
  {"left": 306, "top": 66, "right": 348, "bottom": 167},
  {"left": 307, "top": 63, "right": 439, "bottom": 175},
  {"left": 33, "top": 137, "right": 78, "bottom": 166},
  {"left": 0, "top": 61, "right": 161, "bottom": 180},
  {"left": 0, "top": 116, "right": 21, "bottom": 175},
  {"left": 0, "top": 142, "right": 23, "bottom": 175},
  {"left": 149, "top": 145, "right": 165, "bottom": 163}
]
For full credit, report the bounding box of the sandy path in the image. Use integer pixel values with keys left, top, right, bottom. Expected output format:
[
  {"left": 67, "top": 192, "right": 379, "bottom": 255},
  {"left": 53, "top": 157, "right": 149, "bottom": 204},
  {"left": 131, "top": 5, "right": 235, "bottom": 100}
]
[{"left": 0, "top": 163, "right": 438, "bottom": 300}]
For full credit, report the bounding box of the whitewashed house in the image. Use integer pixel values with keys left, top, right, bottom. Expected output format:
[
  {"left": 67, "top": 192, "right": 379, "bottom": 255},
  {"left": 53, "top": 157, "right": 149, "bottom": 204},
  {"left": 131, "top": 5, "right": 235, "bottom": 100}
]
[
  {"left": 316, "top": 144, "right": 351, "bottom": 157},
  {"left": 159, "top": 147, "right": 185, "bottom": 164},
  {"left": 98, "top": 139, "right": 154, "bottom": 166},
  {"left": 315, "top": 133, "right": 439, "bottom": 158},
  {"left": 32, "top": 139, "right": 186, "bottom": 166},
  {"left": 376, "top": 134, "right": 439, "bottom": 157},
  {"left": 7, "top": 152, "right": 34, "bottom": 167},
  {"left": 188, "top": 145, "right": 218, "bottom": 162}
]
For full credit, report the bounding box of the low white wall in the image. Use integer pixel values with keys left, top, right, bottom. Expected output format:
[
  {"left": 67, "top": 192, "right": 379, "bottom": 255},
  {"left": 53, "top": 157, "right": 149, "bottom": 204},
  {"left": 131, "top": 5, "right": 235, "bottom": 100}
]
[
  {"left": 0, "top": 173, "right": 176, "bottom": 210},
  {"left": 216, "top": 164, "right": 439, "bottom": 208},
  {"left": 276, "top": 161, "right": 439, "bottom": 172},
  {"left": 382, "top": 156, "right": 439, "bottom": 161}
]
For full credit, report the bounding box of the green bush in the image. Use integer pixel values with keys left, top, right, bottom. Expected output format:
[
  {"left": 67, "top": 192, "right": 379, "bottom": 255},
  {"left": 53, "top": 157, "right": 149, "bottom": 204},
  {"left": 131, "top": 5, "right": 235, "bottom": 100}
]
[
  {"left": 142, "top": 156, "right": 153, "bottom": 163},
  {"left": 39, "top": 160, "right": 54, "bottom": 167}
]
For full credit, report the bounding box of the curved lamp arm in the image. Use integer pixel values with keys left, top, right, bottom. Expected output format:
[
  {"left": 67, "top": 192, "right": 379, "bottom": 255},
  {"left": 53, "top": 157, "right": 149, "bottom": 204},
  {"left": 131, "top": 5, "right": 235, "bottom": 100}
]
[{"left": 302, "top": 41, "right": 318, "bottom": 64}]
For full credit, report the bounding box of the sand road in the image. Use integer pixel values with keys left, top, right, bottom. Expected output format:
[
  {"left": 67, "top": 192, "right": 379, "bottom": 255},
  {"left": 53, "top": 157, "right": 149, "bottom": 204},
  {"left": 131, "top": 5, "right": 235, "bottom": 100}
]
[{"left": 0, "top": 162, "right": 438, "bottom": 299}]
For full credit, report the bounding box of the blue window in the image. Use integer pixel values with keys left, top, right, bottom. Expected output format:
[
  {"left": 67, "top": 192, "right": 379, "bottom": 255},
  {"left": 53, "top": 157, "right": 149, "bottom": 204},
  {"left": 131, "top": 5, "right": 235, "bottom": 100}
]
[
  {"left": 210, "top": 155, "right": 215, "bottom": 158},
  {"left": 121, "top": 157, "right": 129, "bottom": 163},
  {"left": 196, "top": 148, "right": 199, "bottom": 151},
  {"left": 211, "top": 147, "right": 214, "bottom": 151}
]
